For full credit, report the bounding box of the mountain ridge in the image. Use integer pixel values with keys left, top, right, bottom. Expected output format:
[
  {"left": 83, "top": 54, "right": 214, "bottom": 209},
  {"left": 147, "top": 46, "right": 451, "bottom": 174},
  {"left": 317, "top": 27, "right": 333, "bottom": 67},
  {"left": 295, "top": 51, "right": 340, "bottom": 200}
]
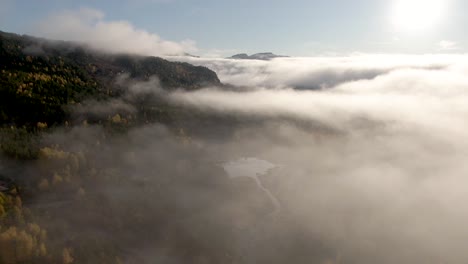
[
  {"left": 228, "top": 52, "right": 289, "bottom": 61},
  {"left": 0, "top": 30, "right": 222, "bottom": 126}
]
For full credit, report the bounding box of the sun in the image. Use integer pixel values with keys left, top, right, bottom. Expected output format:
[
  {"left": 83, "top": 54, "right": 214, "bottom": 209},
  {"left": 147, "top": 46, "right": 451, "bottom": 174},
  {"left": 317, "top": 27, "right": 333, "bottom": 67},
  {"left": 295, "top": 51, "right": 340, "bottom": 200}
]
[{"left": 391, "top": 0, "right": 447, "bottom": 32}]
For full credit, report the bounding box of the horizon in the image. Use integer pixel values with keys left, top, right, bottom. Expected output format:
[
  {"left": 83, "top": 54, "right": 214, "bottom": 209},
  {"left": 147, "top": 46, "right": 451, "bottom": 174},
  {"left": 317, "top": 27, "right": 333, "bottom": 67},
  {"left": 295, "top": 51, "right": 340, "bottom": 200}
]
[
  {"left": 1, "top": 0, "right": 467, "bottom": 57},
  {"left": 2, "top": 29, "right": 468, "bottom": 59}
]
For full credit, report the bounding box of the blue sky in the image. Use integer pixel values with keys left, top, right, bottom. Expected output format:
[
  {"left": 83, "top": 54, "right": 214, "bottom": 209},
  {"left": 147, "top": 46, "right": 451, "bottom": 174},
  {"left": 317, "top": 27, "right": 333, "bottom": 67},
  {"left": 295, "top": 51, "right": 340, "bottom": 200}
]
[{"left": 0, "top": 0, "right": 466, "bottom": 56}]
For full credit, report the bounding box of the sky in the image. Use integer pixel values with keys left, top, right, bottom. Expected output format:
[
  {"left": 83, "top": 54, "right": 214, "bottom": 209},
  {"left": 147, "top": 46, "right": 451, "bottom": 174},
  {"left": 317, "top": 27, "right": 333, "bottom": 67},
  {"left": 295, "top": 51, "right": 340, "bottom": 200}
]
[{"left": 0, "top": 0, "right": 466, "bottom": 56}]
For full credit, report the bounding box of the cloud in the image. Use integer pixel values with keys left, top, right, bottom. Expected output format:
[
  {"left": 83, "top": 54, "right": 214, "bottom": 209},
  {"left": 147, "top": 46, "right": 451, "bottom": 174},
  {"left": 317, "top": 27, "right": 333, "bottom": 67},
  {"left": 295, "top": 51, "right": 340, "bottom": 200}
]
[
  {"left": 169, "top": 61, "right": 468, "bottom": 132},
  {"left": 6, "top": 53, "right": 468, "bottom": 263},
  {"left": 438, "top": 40, "right": 460, "bottom": 51},
  {"left": 160, "top": 55, "right": 468, "bottom": 262},
  {"left": 33, "top": 8, "right": 197, "bottom": 56},
  {"left": 171, "top": 54, "right": 463, "bottom": 89}
]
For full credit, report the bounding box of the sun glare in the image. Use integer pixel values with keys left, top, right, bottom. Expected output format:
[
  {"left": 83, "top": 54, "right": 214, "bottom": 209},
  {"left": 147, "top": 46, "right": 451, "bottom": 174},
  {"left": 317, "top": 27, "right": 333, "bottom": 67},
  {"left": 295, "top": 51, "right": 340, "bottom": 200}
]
[{"left": 391, "top": 0, "right": 447, "bottom": 32}]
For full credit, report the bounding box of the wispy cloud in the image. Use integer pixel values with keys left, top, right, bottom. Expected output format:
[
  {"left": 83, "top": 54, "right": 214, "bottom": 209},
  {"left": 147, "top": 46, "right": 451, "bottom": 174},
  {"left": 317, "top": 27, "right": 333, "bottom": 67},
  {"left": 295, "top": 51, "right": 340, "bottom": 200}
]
[
  {"left": 33, "top": 8, "right": 197, "bottom": 56},
  {"left": 438, "top": 40, "right": 460, "bottom": 51}
]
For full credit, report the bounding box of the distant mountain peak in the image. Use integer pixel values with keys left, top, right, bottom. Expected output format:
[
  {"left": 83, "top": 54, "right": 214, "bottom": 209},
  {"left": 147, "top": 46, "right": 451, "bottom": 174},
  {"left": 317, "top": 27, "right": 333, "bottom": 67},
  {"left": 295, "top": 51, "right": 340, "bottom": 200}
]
[{"left": 227, "top": 52, "right": 289, "bottom": 61}]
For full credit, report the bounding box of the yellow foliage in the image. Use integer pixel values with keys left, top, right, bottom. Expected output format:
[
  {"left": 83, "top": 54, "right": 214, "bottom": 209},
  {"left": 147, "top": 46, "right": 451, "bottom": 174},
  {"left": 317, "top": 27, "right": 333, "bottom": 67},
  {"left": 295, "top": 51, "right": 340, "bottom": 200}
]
[
  {"left": 16, "top": 230, "right": 35, "bottom": 261},
  {"left": 111, "top": 114, "right": 122, "bottom": 123},
  {"left": 12, "top": 206, "right": 23, "bottom": 223},
  {"left": 38, "top": 178, "right": 50, "bottom": 191},
  {"left": 62, "top": 248, "right": 74, "bottom": 264},
  {"left": 37, "top": 122, "right": 48, "bottom": 129},
  {"left": 0, "top": 204, "right": 5, "bottom": 218},
  {"left": 39, "top": 242, "right": 47, "bottom": 257},
  {"left": 0, "top": 225, "right": 48, "bottom": 263},
  {"left": 27, "top": 223, "right": 41, "bottom": 236},
  {"left": 14, "top": 196, "right": 22, "bottom": 208},
  {"left": 40, "top": 229, "right": 47, "bottom": 241},
  {"left": 0, "top": 194, "right": 12, "bottom": 211},
  {"left": 39, "top": 147, "right": 70, "bottom": 160},
  {"left": 52, "top": 173, "right": 64, "bottom": 186},
  {"left": 0, "top": 227, "right": 17, "bottom": 264},
  {"left": 0, "top": 193, "right": 5, "bottom": 204},
  {"left": 9, "top": 188, "right": 18, "bottom": 196}
]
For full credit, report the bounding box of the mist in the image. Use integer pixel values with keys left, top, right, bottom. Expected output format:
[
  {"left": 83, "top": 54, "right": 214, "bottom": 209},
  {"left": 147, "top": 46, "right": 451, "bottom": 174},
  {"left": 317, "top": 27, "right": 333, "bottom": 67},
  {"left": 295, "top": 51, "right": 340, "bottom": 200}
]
[
  {"left": 162, "top": 55, "right": 468, "bottom": 263},
  {"left": 170, "top": 54, "right": 467, "bottom": 89},
  {"left": 3, "top": 53, "right": 468, "bottom": 263}
]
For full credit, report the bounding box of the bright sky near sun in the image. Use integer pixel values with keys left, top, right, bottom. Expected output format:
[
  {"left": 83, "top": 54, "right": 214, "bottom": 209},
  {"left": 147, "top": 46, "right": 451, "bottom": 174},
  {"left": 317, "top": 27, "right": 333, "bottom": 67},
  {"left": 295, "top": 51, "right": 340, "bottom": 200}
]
[{"left": 0, "top": 0, "right": 465, "bottom": 56}]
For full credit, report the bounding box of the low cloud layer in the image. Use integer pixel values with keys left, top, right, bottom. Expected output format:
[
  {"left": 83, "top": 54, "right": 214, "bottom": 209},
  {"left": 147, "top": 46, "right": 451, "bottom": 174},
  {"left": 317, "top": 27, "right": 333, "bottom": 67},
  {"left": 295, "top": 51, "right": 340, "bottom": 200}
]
[
  {"left": 34, "top": 8, "right": 197, "bottom": 56},
  {"left": 162, "top": 54, "right": 468, "bottom": 263},
  {"left": 73, "top": 54, "right": 468, "bottom": 263},
  {"left": 171, "top": 54, "right": 467, "bottom": 89},
  {"left": 5, "top": 53, "right": 468, "bottom": 263}
]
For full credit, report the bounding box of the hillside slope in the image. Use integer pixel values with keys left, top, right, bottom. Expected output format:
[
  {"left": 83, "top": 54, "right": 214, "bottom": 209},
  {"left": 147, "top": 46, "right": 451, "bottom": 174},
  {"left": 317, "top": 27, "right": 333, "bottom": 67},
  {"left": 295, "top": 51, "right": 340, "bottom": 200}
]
[{"left": 0, "top": 31, "right": 221, "bottom": 126}]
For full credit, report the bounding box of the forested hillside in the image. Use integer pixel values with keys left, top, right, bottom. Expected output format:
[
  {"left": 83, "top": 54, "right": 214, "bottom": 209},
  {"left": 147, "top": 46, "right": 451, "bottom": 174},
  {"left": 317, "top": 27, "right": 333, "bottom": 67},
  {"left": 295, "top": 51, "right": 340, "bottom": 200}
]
[{"left": 0, "top": 31, "right": 220, "bottom": 127}]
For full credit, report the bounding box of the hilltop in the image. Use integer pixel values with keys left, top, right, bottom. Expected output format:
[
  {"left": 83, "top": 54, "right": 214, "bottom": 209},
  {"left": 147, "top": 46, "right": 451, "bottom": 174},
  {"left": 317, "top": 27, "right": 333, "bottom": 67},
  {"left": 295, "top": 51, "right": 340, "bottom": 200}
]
[{"left": 228, "top": 52, "right": 289, "bottom": 61}]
